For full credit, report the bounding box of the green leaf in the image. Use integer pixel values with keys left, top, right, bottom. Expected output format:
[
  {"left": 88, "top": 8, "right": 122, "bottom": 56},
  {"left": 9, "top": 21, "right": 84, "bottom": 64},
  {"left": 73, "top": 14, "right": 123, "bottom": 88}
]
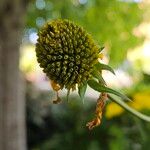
[
  {"left": 95, "top": 62, "right": 115, "bottom": 75},
  {"left": 99, "top": 46, "right": 105, "bottom": 52},
  {"left": 91, "top": 70, "right": 106, "bottom": 85},
  {"left": 87, "top": 79, "right": 131, "bottom": 101},
  {"left": 108, "top": 95, "right": 150, "bottom": 122},
  {"left": 78, "top": 82, "right": 87, "bottom": 103},
  {"left": 66, "top": 90, "right": 70, "bottom": 102}
]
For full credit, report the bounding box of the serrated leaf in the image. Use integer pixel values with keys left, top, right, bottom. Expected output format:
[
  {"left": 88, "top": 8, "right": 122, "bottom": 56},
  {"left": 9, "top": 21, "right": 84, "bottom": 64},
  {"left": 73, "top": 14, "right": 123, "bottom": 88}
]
[
  {"left": 88, "top": 79, "right": 131, "bottom": 101},
  {"left": 108, "top": 95, "right": 150, "bottom": 122},
  {"left": 91, "top": 70, "right": 106, "bottom": 85},
  {"left": 78, "top": 82, "right": 87, "bottom": 103},
  {"left": 95, "top": 62, "right": 115, "bottom": 75}
]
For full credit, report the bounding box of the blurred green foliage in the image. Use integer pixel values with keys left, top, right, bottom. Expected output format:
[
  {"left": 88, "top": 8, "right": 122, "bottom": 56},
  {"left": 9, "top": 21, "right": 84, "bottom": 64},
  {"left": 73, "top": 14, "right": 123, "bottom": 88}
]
[
  {"left": 26, "top": 81, "right": 150, "bottom": 150},
  {"left": 26, "top": 0, "right": 144, "bottom": 67}
]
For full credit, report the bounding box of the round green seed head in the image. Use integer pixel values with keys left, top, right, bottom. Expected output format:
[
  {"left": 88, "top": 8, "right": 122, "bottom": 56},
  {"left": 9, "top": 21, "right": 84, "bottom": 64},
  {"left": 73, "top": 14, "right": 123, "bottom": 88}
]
[{"left": 36, "top": 19, "right": 100, "bottom": 90}]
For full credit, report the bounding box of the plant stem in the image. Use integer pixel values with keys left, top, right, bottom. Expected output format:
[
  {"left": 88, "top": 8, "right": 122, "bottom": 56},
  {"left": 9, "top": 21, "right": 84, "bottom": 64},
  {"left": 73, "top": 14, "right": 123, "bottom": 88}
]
[{"left": 108, "top": 95, "right": 150, "bottom": 122}]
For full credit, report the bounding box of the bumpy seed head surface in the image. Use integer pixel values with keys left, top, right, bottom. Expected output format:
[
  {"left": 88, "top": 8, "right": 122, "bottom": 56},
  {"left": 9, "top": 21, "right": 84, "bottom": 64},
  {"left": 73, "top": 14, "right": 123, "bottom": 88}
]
[{"left": 36, "top": 19, "right": 99, "bottom": 90}]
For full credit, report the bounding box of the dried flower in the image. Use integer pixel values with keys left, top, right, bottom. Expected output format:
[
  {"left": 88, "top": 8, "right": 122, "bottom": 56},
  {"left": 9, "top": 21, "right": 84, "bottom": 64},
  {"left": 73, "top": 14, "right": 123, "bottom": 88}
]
[
  {"left": 36, "top": 19, "right": 100, "bottom": 90},
  {"left": 35, "top": 19, "right": 150, "bottom": 129}
]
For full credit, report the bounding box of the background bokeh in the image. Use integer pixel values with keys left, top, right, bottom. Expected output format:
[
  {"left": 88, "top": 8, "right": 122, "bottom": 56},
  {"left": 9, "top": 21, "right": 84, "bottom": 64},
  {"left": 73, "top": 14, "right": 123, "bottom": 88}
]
[
  {"left": 1, "top": 0, "right": 150, "bottom": 150},
  {"left": 22, "top": 0, "right": 150, "bottom": 150}
]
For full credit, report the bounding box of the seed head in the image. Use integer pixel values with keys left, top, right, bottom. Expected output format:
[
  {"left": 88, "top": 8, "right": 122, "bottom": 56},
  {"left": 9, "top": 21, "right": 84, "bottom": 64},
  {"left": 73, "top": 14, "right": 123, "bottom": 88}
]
[{"left": 36, "top": 19, "right": 100, "bottom": 90}]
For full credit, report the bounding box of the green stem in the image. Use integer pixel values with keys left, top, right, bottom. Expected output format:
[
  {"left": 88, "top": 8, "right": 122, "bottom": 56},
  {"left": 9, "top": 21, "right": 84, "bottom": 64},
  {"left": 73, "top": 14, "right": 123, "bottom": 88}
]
[{"left": 108, "top": 95, "right": 150, "bottom": 122}]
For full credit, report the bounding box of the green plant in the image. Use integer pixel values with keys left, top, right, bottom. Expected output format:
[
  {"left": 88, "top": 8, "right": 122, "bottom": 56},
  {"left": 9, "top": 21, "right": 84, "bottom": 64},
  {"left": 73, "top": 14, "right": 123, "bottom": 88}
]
[{"left": 35, "top": 19, "right": 150, "bottom": 130}]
